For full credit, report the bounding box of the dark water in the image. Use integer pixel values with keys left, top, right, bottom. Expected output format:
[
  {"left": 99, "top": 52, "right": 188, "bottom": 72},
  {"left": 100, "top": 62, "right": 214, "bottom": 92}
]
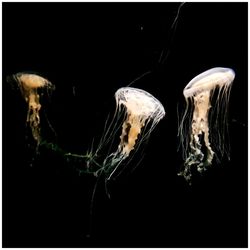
[{"left": 2, "top": 2, "right": 247, "bottom": 247}]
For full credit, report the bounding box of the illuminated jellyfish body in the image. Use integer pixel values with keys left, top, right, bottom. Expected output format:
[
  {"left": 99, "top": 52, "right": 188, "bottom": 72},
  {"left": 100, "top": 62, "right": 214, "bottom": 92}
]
[
  {"left": 178, "top": 67, "right": 235, "bottom": 182},
  {"left": 91, "top": 87, "right": 165, "bottom": 179},
  {"left": 11, "top": 72, "right": 54, "bottom": 145}
]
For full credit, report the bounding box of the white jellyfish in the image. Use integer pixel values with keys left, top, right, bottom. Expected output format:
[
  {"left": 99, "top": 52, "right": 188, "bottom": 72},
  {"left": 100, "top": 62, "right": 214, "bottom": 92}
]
[
  {"left": 178, "top": 67, "right": 235, "bottom": 182},
  {"left": 89, "top": 87, "right": 165, "bottom": 179},
  {"left": 10, "top": 72, "right": 54, "bottom": 145}
]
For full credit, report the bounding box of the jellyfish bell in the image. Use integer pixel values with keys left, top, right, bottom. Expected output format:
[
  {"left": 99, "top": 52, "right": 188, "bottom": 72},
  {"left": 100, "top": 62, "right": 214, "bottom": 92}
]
[
  {"left": 178, "top": 67, "right": 235, "bottom": 183},
  {"left": 183, "top": 67, "right": 235, "bottom": 98},
  {"left": 10, "top": 72, "right": 54, "bottom": 144},
  {"left": 16, "top": 73, "right": 50, "bottom": 89}
]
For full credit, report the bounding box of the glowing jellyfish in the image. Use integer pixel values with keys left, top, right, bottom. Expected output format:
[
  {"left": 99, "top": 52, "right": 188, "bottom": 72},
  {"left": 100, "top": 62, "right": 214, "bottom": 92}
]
[
  {"left": 91, "top": 87, "right": 165, "bottom": 179},
  {"left": 178, "top": 67, "right": 235, "bottom": 182},
  {"left": 10, "top": 72, "right": 54, "bottom": 145}
]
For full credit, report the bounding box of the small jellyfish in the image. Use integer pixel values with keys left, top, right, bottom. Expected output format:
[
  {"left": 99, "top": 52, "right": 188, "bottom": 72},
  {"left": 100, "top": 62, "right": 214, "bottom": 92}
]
[
  {"left": 10, "top": 72, "right": 54, "bottom": 145},
  {"left": 90, "top": 87, "right": 165, "bottom": 179},
  {"left": 178, "top": 67, "right": 235, "bottom": 182}
]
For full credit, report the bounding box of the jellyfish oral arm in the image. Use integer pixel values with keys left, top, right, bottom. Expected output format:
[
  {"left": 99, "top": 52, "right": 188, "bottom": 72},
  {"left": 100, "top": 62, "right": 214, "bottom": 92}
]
[
  {"left": 119, "top": 113, "right": 144, "bottom": 156},
  {"left": 27, "top": 90, "right": 42, "bottom": 142},
  {"left": 190, "top": 91, "right": 214, "bottom": 169}
]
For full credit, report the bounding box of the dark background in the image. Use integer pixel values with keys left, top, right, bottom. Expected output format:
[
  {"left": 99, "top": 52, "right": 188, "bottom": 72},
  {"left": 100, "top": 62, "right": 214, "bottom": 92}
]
[{"left": 2, "top": 2, "right": 248, "bottom": 248}]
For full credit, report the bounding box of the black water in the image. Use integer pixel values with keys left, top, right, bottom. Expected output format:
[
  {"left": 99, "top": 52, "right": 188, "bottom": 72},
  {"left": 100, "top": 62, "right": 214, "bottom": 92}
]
[{"left": 3, "top": 2, "right": 248, "bottom": 247}]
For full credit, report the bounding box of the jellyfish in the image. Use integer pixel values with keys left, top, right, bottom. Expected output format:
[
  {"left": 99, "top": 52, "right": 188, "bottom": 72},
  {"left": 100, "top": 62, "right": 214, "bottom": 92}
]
[
  {"left": 178, "top": 67, "right": 235, "bottom": 182},
  {"left": 10, "top": 72, "right": 54, "bottom": 145},
  {"left": 89, "top": 87, "right": 165, "bottom": 180}
]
